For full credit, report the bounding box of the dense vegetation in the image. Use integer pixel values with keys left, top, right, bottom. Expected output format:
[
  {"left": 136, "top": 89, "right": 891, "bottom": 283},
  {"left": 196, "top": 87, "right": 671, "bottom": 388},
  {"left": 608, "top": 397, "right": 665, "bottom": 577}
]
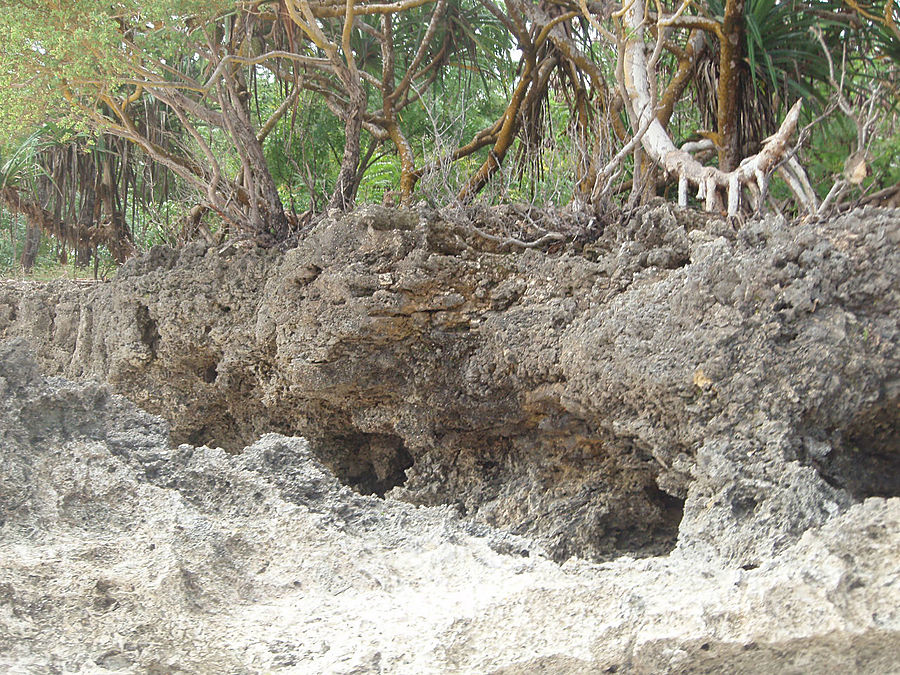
[{"left": 1, "top": 0, "right": 898, "bottom": 274}]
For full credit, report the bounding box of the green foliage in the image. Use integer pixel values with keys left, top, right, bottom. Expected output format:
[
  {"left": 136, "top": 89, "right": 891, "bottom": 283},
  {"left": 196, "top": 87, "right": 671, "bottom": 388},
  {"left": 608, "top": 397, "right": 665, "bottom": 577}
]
[
  {"left": 745, "top": 0, "right": 829, "bottom": 102},
  {"left": 0, "top": 211, "right": 21, "bottom": 273},
  {"left": 1, "top": 0, "right": 899, "bottom": 270},
  {"left": 805, "top": 112, "right": 900, "bottom": 197},
  {"left": 358, "top": 153, "right": 401, "bottom": 204},
  {"left": 703, "top": 0, "right": 831, "bottom": 108},
  {"left": 0, "top": 0, "right": 231, "bottom": 137}
]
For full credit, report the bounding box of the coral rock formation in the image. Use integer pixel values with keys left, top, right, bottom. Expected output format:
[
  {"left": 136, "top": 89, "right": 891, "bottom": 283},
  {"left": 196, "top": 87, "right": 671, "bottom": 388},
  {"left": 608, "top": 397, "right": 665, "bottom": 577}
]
[
  {"left": 1, "top": 341, "right": 898, "bottom": 673},
  {"left": 1, "top": 204, "right": 898, "bottom": 566}
]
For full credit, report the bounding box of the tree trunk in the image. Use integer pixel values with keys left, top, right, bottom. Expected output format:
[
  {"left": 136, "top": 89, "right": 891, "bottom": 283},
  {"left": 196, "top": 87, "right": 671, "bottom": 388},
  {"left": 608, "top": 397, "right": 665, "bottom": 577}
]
[
  {"left": 76, "top": 185, "right": 95, "bottom": 268},
  {"left": 717, "top": 0, "right": 746, "bottom": 172},
  {"left": 329, "top": 82, "right": 366, "bottom": 212},
  {"left": 20, "top": 226, "right": 41, "bottom": 273},
  {"left": 98, "top": 156, "right": 135, "bottom": 263},
  {"left": 380, "top": 14, "right": 418, "bottom": 205},
  {"left": 218, "top": 68, "right": 291, "bottom": 242},
  {"left": 0, "top": 186, "right": 85, "bottom": 259},
  {"left": 613, "top": 0, "right": 811, "bottom": 215}
]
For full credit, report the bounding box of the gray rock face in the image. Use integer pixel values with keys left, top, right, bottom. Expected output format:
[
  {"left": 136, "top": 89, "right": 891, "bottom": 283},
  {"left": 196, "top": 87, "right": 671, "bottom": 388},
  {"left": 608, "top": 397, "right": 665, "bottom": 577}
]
[
  {"left": 1, "top": 341, "right": 898, "bottom": 674},
  {"left": 1, "top": 205, "right": 898, "bottom": 567}
]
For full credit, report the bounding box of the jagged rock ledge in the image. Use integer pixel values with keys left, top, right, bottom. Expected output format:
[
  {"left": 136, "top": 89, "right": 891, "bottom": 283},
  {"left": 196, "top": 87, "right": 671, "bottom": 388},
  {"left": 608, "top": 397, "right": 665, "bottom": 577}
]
[{"left": 1, "top": 203, "right": 898, "bottom": 566}]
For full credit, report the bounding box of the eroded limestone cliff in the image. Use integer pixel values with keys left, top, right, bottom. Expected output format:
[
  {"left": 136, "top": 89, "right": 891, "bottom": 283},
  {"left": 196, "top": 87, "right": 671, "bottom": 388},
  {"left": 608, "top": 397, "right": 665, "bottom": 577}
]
[{"left": 1, "top": 204, "right": 898, "bottom": 567}]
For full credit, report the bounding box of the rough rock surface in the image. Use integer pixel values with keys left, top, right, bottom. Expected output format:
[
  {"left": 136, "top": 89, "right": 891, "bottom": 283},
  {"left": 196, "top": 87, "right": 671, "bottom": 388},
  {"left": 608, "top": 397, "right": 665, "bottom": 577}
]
[
  {"left": 2, "top": 342, "right": 898, "bottom": 674},
  {"left": 1, "top": 204, "right": 898, "bottom": 565}
]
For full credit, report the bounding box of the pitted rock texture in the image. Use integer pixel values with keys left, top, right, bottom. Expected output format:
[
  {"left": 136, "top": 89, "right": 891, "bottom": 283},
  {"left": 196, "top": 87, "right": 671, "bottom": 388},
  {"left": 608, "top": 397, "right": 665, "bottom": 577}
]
[
  {"left": 1, "top": 204, "right": 898, "bottom": 564},
  {"left": 1, "top": 342, "right": 898, "bottom": 674}
]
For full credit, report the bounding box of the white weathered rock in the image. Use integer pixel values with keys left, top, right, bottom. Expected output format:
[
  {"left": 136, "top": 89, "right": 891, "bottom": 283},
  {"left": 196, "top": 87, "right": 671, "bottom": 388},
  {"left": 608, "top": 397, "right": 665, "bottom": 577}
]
[{"left": 1, "top": 342, "right": 897, "bottom": 673}]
